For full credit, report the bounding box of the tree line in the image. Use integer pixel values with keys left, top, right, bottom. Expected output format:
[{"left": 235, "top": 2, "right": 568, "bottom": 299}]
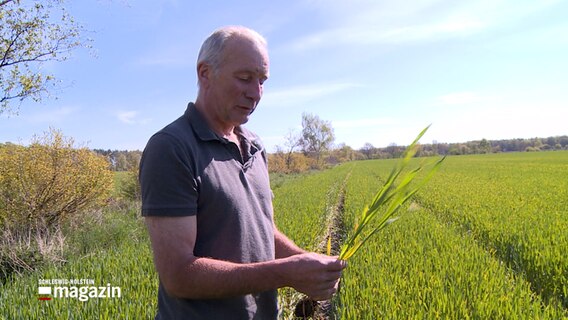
[
  {"left": 4, "top": 121, "right": 561, "bottom": 175},
  {"left": 92, "top": 149, "right": 142, "bottom": 172},
  {"left": 269, "top": 112, "right": 568, "bottom": 173},
  {"left": 360, "top": 136, "right": 568, "bottom": 160}
]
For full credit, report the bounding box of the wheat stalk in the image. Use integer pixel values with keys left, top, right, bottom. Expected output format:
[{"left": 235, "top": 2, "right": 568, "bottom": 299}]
[{"left": 339, "top": 125, "right": 445, "bottom": 260}]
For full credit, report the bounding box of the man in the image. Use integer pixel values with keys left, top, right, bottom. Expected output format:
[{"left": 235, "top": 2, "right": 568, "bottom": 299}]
[{"left": 140, "top": 25, "right": 345, "bottom": 319}]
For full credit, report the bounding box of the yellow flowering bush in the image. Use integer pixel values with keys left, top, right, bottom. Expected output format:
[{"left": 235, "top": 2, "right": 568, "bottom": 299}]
[{"left": 0, "top": 129, "right": 113, "bottom": 229}]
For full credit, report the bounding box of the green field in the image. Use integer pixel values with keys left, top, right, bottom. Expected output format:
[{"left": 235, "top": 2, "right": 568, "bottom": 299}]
[
  {"left": 275, "top": 151, "right": 568, "bottom": 319},
  {"left": 1, "top": 151, "right": 567, "bottom": 319}
]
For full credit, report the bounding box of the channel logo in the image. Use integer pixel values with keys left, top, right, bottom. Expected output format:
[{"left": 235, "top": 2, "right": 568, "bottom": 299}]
[
  {"left": 37, "top": 279, "right": 121, "bottom": 302},
  {"left": 38, "top": 286, "right": 52, "bottom": 301}
]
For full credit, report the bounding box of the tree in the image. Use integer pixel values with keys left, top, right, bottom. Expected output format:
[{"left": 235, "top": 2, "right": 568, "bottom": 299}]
[
  {"left": 114, "top": 152, "right": 129, "bottom": 171},
  {"left": 0, "top": 0, "right": 87, "bottom": 114},
  {"left": 361, "top": 142, "right": 374, "bottom": 159},
  {"left": 299, "top": 112, "right": 335, "bottom": 166},
  {"left": 282, "top": 129, "right": 302, "bottom": 171},
  {"left": 332, "top": 143, "right": 359, "bottom": 163},
  {"left": 479, "top": 138, "right": 491, "bottom": 154}
]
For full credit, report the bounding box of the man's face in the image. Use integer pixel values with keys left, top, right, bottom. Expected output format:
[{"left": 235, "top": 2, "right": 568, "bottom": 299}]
[{"left": 205, "top": 37, "right": 269, "bottom": 130}]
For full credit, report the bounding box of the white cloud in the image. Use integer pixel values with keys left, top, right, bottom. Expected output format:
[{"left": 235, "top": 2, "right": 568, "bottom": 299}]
[
  {"left": 135, "top": 46, "right": 195, "bottom": 67},
  {"left": 25, "top": 107, "right": 76, "bottom": 124},
  {"left": 282, "top": 0, "right": 565, "bottom": 52},
  {"left": 437, "top": 92, "right": 483, "bottom": 105},
  {"left": 117, "top": 110, "right": 151, "bottom": 125},
  {"left": 261, "top": 82, "right": 357, "bottom": 108},
  {"left": 333, "top": 117, "right": 396, "bottom": 129},
  {"left": 286, "top": 18, "right": 486, "bottom": 52},
  {"left": 429, "top": 102, "right": 567, "bottom": 144}
]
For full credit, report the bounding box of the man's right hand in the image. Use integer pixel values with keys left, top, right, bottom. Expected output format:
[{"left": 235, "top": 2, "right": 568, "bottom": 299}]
[{"left": 280, "top": 252, "right": 347, "bottom": 301}]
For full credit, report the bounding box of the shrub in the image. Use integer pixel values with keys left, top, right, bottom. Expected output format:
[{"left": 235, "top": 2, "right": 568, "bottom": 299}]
[
  {"left": 0, "top": 128, "right": 113, "bottom": 229},
  {"left": 269, "top": 152, "right": 311, "bottom": 174},
  {"left": 0, "top": 129, "right": 113, "bottom": 279},
  {"left": 117, "top": 166, "right": 141, "bottom": 201}
]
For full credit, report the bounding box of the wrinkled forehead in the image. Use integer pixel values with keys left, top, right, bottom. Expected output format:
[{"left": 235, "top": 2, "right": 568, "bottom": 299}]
[
  {"left": 221, "top": 36, "right": 270, "bottom": 75},
  {"left": 224, "top": 34, "right": 268, "bottom": 58}
]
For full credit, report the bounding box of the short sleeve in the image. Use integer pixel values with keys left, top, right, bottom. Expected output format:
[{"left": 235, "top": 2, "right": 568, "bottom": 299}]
[{"left": 139, "top": 132, "right": 198, "bottom": 216}]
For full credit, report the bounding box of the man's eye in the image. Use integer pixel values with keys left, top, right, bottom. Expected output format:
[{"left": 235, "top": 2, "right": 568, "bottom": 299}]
[{"left": 238, "top": 76, "right": 252, "bottom": 82}]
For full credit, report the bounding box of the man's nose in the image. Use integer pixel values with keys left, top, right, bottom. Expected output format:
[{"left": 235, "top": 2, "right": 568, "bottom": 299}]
[{"left": 245, "top": 81, "right": 263, "bottom": 102}]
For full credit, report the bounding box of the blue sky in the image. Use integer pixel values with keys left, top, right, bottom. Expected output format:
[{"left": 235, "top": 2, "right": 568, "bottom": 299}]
[{"left": 1, "top": 0, "right": 567, "bottom": 152}]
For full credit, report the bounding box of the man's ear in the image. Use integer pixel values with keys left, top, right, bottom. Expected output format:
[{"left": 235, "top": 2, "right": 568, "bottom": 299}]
[{"left": 197, "top": 62, "right": 212, "bottom": 88}]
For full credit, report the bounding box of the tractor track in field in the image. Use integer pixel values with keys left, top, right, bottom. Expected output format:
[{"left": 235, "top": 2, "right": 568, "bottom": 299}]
[{"left": 294, "top": 173, "right": 350, "bottom": 320}]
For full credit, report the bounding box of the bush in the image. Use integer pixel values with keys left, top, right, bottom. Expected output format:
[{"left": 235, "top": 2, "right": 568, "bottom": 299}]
[
  {"left": 0, "top": 128, "right": 114, "bottom": 229},
  {"left": 268, "top": 152, "right": 311, "bottom": 174},
  {"left": 118, "top": 167, "right": 141, "bottom": 201},
  {"left": 0, "top": 129, "right": 114, "bottom": 280}
]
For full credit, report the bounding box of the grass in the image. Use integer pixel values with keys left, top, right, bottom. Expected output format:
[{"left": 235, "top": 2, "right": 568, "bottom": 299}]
[
  {"left": 0, "top": 171, "right": 157, "bottom": 319},
  {"left": 2, "top": 154, "right": 567, "bottom": 318},
  {"left": 0, "top": 200, "right": 158, "bottom": 319}
]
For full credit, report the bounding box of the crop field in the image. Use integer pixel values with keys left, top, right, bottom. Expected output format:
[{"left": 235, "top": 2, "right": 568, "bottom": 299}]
[
  {"left": 1, "top": 151, "right": 566, "bottom": 319},
  {"left": 274, "top": 151, "right": 568, "bottom": 319}
]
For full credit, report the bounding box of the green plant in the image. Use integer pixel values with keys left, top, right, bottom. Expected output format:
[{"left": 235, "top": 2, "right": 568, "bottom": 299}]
[{"left": 339, "top": 126, "right": 445, "bottom": 260}]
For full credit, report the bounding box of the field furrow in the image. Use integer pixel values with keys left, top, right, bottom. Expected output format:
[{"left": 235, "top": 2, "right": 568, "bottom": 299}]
[
  {"left": 336, "top": 157, "right": 567, "bottom": 318},
  {"left": 418, "top": 152, "right": 568, "bottom": 309}
]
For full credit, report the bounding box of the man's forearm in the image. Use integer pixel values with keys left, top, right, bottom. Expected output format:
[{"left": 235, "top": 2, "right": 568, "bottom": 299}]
[
  {"left": 166, "top": 251, "right": 344, "bottom": 302},
  {"left": 165, "top": 256, "right": 290, "bottom": 299},
  {"left": 166, "top": 229, "right": 308, "bottom": 299},
  {"left": 160, "top": 227, "right": 337, "bottom": 301},
  {"left": 274, "top": 228, "right": 306, "bottom": 259}
]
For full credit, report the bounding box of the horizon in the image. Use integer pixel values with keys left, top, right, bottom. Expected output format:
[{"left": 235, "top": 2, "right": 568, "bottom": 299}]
[
  {"left": 3, "top": 133, "right": 566, "bottom": 153},
  {"left": 1, "top": 1, "right": 567, "bottom": 152}
]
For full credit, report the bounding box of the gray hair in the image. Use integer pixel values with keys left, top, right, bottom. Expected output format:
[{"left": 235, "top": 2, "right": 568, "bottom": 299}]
[{"left": 197, "top": 26, "right": 267, "bottom": 72}]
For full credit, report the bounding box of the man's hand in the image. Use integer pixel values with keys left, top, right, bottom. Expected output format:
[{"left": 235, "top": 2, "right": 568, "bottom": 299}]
[{"left": 280, "top": 253, "right": 347, "bottom": 301}]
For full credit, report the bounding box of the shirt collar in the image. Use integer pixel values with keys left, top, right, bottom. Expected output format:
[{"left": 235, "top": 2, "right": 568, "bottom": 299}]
[
  {"left": 184, "top": 102, "right": 263, "bottom": 153},
  {"left": 185, "top": 102, "right": 221, "bottom": 142}
]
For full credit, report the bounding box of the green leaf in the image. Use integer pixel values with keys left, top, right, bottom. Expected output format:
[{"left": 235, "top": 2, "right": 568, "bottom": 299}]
[{"left": 339, "top": 125, "right": 445, "bottom": 261}]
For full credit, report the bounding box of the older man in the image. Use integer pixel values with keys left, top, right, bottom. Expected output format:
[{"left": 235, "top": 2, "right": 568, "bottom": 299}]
[{"left": 140, "top": 25, "right": 345, "bottom": 319}]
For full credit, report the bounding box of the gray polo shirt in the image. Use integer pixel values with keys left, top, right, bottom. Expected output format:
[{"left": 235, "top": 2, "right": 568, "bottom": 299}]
[{"left": 140, "top": 103, "right": 277, "bottom": 319}]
